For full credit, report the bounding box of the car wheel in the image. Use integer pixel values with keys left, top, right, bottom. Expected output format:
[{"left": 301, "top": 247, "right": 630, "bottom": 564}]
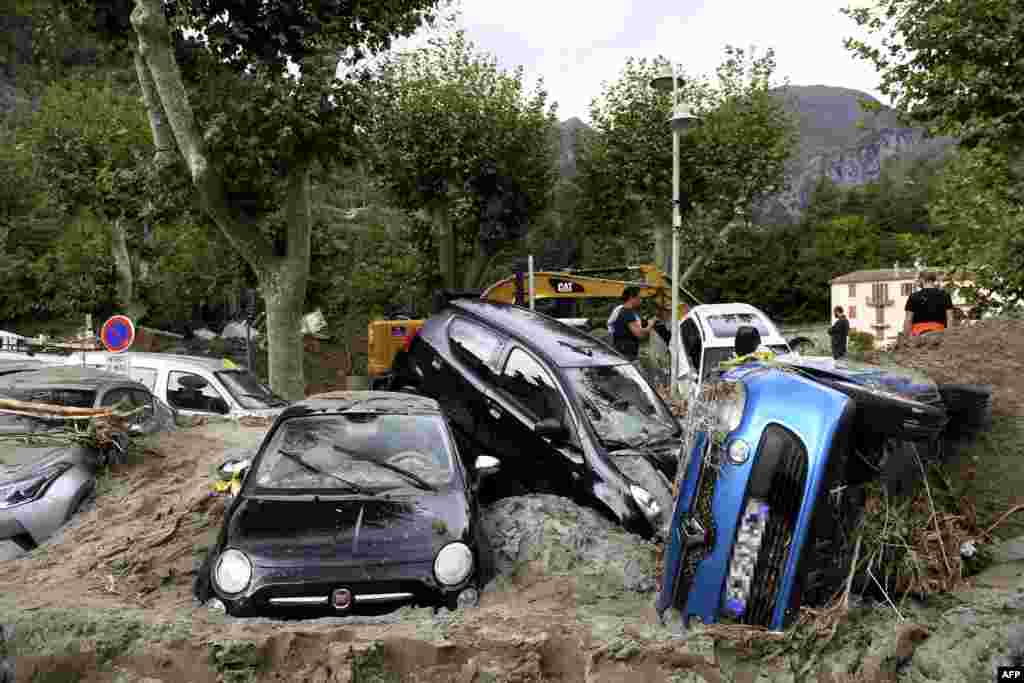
[{"left": 612, "top": 455, "right": 674, "bottom": 539}]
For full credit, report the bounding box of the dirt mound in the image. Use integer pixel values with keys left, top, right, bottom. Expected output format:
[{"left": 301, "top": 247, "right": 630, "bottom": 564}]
[{"left": 864, "top": 319, "right": 1024, "bottom": 416}]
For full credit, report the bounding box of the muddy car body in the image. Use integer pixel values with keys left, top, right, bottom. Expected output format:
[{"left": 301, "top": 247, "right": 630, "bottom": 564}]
[
  {"left": 198, "top": 391, "right": 492, "bottom": 616},
  {"left": 0, "top": 367, "right": 175, "bottom": 551},
  {"left": 376, "top": 299, "right": 680, "bottom": 539},
  {"left": 61, "top": 351, "right": 289, "bottom": 419},
  {"left": 660, "top": 308, "right": 951, "bottom": 630}
]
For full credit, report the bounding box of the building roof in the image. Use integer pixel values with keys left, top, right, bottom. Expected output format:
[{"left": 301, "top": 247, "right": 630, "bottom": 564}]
[{"left": 830, "top": 269, "right": 937, "bottom": 285}]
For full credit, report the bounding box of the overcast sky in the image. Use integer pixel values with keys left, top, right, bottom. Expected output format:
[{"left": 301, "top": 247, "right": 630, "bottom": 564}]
[{"left": 392, "top": 0, "right": 886, "bottom": 122}]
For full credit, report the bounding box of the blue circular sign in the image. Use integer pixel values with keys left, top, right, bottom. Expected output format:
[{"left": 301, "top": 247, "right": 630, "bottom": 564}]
[{"left": 101, "top": 315, "right": 135, "bottom": 353}]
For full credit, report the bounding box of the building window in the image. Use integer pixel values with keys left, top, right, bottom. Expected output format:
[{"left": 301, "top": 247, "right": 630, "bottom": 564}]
[
  {"left": 901, "top": 282, "right": 912, "bottom": 296},
  {"left": 847, "top": 306, "right": 856, "bottom": 319},
  {"left": 871, "top": 282, "right": 890, "bottom": 305},
  {"left": 848, "top": 283, "right": 857, "bottom": 296}
]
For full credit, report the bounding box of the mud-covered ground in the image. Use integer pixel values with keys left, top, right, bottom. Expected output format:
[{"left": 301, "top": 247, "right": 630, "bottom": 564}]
[{"left": 1, "top": 321, "right": 1024, "bottom": 682}]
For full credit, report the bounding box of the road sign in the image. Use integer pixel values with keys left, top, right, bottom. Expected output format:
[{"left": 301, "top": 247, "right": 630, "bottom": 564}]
[{"left": 100, "top": 315, "right": 135, "bottom": 353}]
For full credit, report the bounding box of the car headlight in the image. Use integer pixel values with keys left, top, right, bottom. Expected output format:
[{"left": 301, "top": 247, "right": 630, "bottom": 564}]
[
  {"left": 434, "top": 542, "right": 473, "bottom": 586},
  {"left": 213, "top": 548, "right": 253, "bottom": 595},
  {"left": 706, "top": 380, "right": 746, "bottom": 434},
  {"left": 0, "top": 462, "right": 72, "bottom": 510},
  {"left": 630, "top": 484, "right": 661, "bottom": 519}
]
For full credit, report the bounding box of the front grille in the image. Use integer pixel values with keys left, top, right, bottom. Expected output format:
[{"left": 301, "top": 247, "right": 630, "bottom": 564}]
[
  {"left": 673, "top": 439, "right": 718, "bottom": 608},
  {"left": 741, "top": 425, "right": 808, "bottom": 627}
]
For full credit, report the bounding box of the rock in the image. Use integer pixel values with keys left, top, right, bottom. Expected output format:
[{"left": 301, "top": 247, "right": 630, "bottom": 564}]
[{"left": 480, "top": 495, "right": 659, "bottom": 594}]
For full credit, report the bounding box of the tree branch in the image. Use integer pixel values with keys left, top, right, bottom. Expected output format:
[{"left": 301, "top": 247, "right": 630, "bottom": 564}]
[
  {"left": 678, "top": 217, "right": 741, "bottom": 286},
  {"left": 130, "top": 0, "right": 276, "bottom": 271},
  {"left": 133, "top": 46, "right": 175, "bottom": 167}
]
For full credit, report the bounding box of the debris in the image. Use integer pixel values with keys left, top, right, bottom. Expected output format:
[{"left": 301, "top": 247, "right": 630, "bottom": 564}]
[{"left": 960, "top": 540, "right": 977, "bottom": 558}]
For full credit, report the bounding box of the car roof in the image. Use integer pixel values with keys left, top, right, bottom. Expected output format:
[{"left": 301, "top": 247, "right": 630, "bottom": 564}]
[
  {"left": 0, "top": 366, "right": 146, "bottom": 393},
  {"left": 283, "top": 390, "right": 444, "bottom": 417},
  {"left": 688, "top": 303, "right": 788, "bottom": 347},
  {"left": 448, "top": 300, "right": 626, "bottom": 368},
  {"left": 72, "top": 351, "right": 234, "bottom": 372}
]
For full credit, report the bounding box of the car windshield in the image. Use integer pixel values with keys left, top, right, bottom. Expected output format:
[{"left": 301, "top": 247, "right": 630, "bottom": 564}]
[
  {"left": 566, "top": 364, "right": 679, "bottom": 448},
  {"left": 704, "top": 313, "right": 776, "bottom": 339},
  {"left": 251, "top": 413, "right": 454, "bottom": 493},
  {"left": 215, "top": 370, "right": 288, "bottom": 409}
]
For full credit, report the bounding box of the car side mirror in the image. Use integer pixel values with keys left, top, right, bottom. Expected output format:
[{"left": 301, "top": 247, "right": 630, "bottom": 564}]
[
  {"left": 474, "top": 455, "right": 500, "bottom": 477},
  {"left": 534, "top": 417, "right": 569, "bottom": 442}
]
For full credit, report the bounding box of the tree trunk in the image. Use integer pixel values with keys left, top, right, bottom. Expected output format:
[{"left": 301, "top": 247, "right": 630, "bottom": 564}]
[
  {"left": 432, "top": 207, "right": 457, "bottom": 290},
  {"left": 131, "top": 0, "right": 308, "bottom": 399},
  {"left": 133, "top": 46, "right": 175, "bottom": 166},
  {"left": 111, "top": 217, "right": 133, "bottom": 308}
]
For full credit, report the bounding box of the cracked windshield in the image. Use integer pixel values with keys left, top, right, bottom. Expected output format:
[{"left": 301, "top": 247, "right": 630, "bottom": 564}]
[
  {"left": 568, "top": 364, "right": 678, "bottom": 449},
  {"left": 252, "top": 414, "right": 453, "bottom": 492}
]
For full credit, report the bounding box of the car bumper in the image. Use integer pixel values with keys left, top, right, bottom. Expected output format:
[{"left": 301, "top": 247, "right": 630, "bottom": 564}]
[
  {"left": 0, "top": 466, "right": 92, "bottom": 547},
  {"left": 216, "top": 559, "right": 475, "bottom": 613}
]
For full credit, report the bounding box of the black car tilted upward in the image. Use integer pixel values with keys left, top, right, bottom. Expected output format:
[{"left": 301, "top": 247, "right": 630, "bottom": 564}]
[
  {"left": 375, "top": 299, "right": 681, "bottom": 539},
  {"left": 195, "top": 391, "right": 496, "bottom": 616}
]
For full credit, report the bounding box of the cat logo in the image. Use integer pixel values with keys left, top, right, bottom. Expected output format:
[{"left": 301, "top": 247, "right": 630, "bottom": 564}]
[
  {"left": 549, "top": 278, "right": 584, "bottom": 295},
  {"left": 998, "top": 668, "right": 1024, "bottom": 680}
]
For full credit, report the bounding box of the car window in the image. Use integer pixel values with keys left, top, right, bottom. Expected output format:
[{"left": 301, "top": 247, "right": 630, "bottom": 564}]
[
  {"left": 25, "top": 389, "right": 96, "bottom": 408},
  {"left": 166, "top": 371, "right": 230, "bottom": 414},
  {"left": 568, "top": 364, "right": 679, "bottom": 447},
  {"left": 101, "top": 387, "right": 157, "bottom": 425},
  {"left": 449, "top": 318, "right": 502, "bottom": 374},
  {"left": 100, "top": 388, "right": 133, "bottom": 408},
  {"left": 215, "top": 370, "right": 286, "bottom": 409},
  {"left": 497, "top": 347, "right": 569, "bottom": 428},
  {"left": 251, "top": 414, "right": 454, "bottom": 492}
]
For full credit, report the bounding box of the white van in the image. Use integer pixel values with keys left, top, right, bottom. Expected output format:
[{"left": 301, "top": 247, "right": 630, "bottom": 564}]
[{"left": 61, "top": 351, "right": 289, "bottom": 419}]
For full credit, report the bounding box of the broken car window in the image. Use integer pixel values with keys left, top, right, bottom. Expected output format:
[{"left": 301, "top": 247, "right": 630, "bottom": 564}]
[
  {"left": 704, "top": 314, "right": 774, "bottom": 339},
  {"left": 449, "top": 319, "right": 502, "bottom": 374},
  {"left": 497, "top": 347, "right": 568, "bottom": 428},
  {"left": 252, "top": 414, "right": 454, "bottom": 492},
  {"left": 567, "top": 364, "right": 678, "bottom": 448}
]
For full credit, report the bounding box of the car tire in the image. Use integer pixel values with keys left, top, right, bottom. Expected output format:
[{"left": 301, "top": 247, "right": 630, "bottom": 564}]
[{"left": 612, "top": 455, "right": 674, "bottom": 539}]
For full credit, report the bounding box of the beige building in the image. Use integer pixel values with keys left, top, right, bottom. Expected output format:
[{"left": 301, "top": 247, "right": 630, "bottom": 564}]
[{"left": 829, "top": 267, "right": 972, "bottom": 347}]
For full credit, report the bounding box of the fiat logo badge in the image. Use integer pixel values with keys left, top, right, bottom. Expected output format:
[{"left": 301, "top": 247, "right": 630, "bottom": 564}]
[{"left": 332, "top": 588, "right": 353, "bottom": 609}]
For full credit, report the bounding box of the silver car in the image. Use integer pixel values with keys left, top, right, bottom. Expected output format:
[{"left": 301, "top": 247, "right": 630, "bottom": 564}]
[{"left": 0, "top": 367, "right": 175, "bottom": 552}]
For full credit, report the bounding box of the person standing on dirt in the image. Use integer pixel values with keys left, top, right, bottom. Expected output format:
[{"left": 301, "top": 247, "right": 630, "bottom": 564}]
[
  {"left": 608, "top": 287, "right": 652, "bottom": 361},
  {"left": 829, "top": 306, "right": 850, "bottom": 360},
  {"left": 903, "top": 271, "right": 956, "bottom": 338}
]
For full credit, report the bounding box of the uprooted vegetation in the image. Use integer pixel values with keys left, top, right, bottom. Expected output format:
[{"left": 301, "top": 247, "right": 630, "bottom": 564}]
[{"left": 2, "top": 322, "right": 1024, "bottom": 681}]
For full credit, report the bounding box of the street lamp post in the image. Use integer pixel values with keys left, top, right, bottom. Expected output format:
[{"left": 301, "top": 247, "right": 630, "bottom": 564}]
[{"left": 650, "top": 63, "right": 700, "bottom": 398}]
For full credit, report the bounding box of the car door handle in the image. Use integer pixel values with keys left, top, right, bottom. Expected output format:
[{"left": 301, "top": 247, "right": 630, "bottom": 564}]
[{"left": 431, "top": 357, "right": 441, "bottom": 371}]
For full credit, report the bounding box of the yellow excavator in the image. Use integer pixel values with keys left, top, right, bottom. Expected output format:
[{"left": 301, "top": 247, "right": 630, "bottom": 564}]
[{"left": 367, "top": 264, "right": 701, "bottom": 378}]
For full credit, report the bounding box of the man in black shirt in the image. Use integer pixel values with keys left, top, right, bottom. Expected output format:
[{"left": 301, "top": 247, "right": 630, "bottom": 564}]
[
  {"left": 829, "top": 306, "right": 850, "bottom": 359},
  {"left": 903, "top": 271, "right": 956, "bottom": 337},
  {"left": 609, "top": 286, "right": 652, "bottom": 360}
]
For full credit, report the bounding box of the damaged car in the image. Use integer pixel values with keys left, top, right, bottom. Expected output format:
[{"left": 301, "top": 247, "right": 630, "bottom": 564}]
[
  {"left": 195, "top": 391, "right": 494, "bottom": 616},
  {"left": 0, "top": 367, "right": 176, "bottom": 552},
  {"left": 658, "top": 306, "right": 958, "bottom": 631},
  {"left": 375, "top": 299, "right": 679, "bottom": 539}
]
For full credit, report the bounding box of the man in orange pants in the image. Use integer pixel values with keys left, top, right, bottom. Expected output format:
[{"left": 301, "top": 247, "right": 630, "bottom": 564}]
[{"left": 903, "top": 271, "right": 956, "bottom": 338}]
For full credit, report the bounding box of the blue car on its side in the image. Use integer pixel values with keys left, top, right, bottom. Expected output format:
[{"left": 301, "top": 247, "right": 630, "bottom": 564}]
[{"left": 657, "top": 315, "right": 951, "bottom": 630}]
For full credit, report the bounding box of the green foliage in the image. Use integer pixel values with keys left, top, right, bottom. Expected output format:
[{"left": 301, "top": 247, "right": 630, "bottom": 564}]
[
  {"left": 575, "top": 47, "right": 798, "bottom": 276},
  {"left": 29, "top": 212, "right": 117, "bottom": 318},
  {"left": 209, "top": 640, "right": 266, "bottom": 683},
  {"left": 910, "top": 146, "right": 1024, "bottom": 307},
  {"left": 844, "top": 0, "right": 1024, "bottom": 149},
  {"left": 20, "top": 74, "right": 151, "bottom": 220},
  {"left": 351, "top": 642, "right": 399, "bottom": 683},
  {"left": 369, "top": 30, "right": 560, "bottom": 288}
]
